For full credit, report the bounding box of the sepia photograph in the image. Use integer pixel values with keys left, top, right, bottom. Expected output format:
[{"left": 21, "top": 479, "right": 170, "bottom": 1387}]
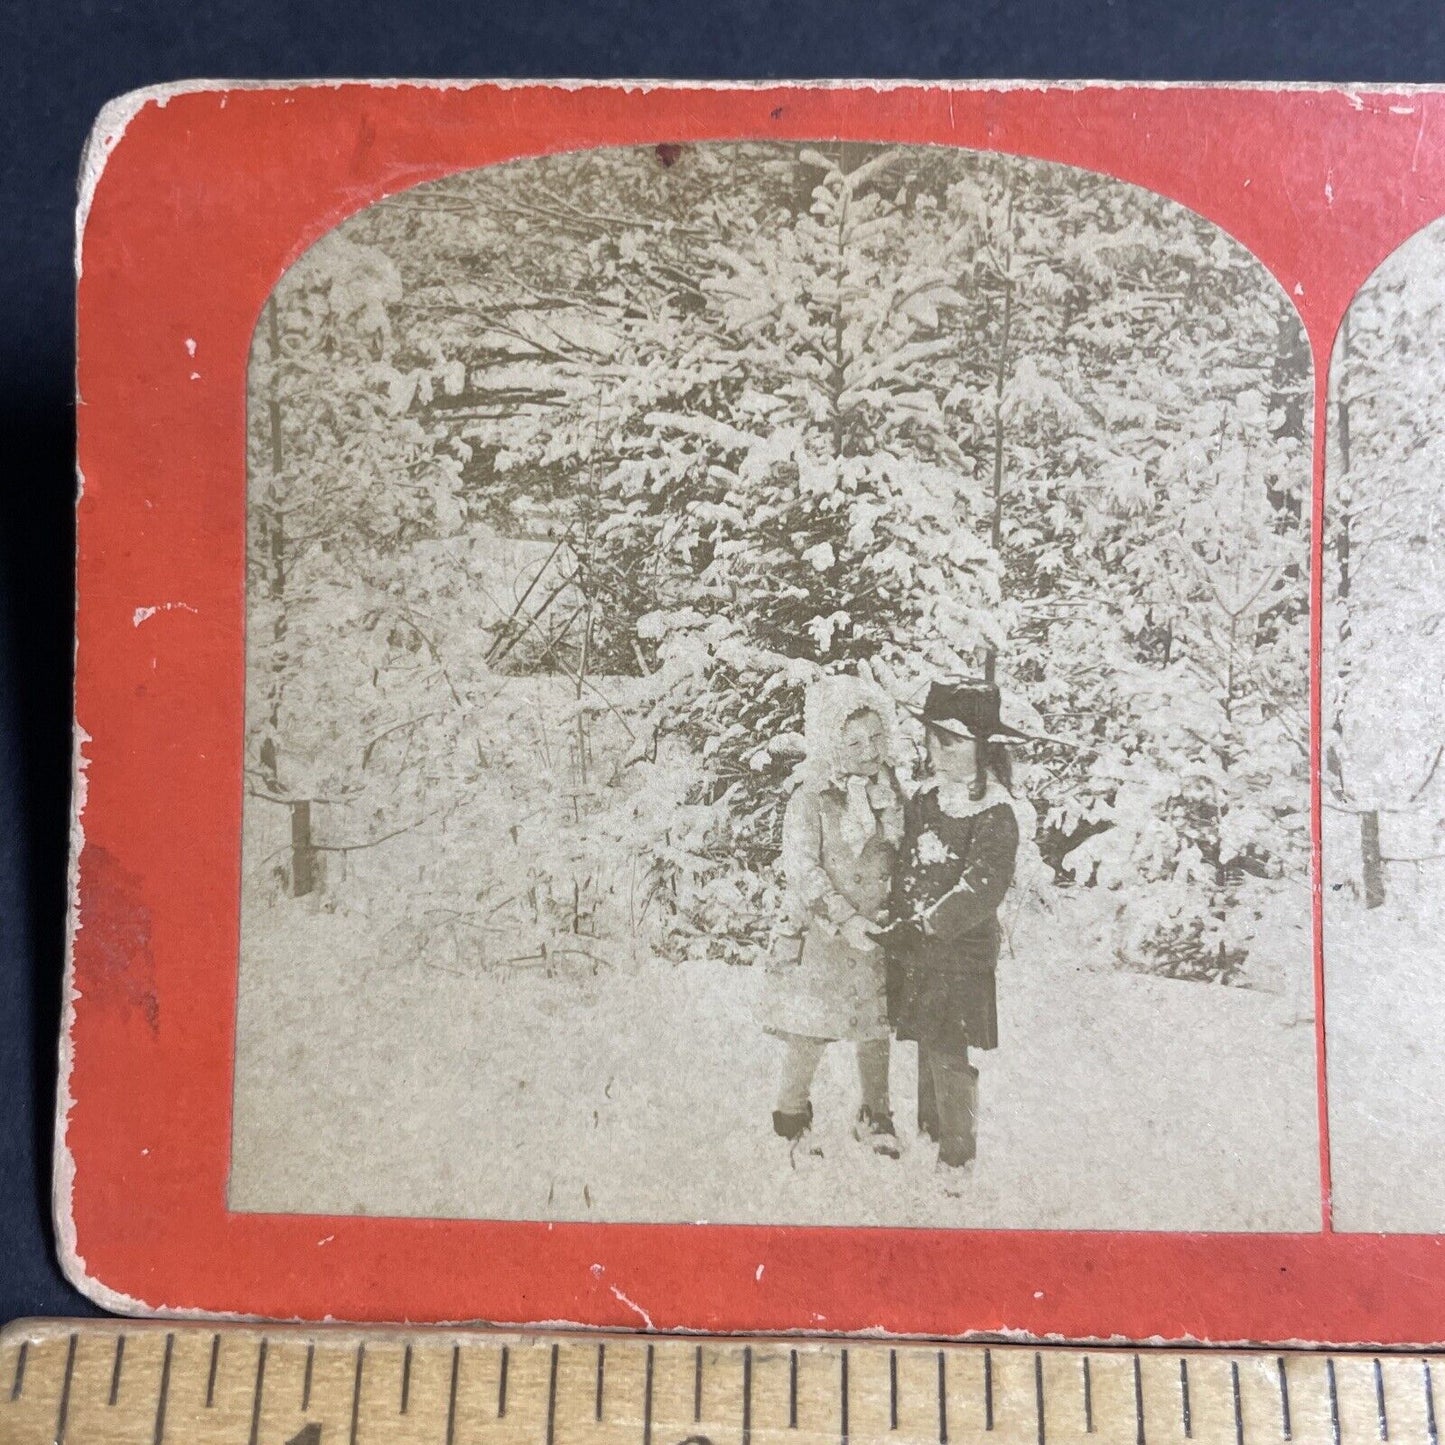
[
  {"left": 228, "top": 141, "right": 1319, "bottom": 1231},
  {"left": 1322, "top": 215, "right": 1445, "bottom": 1233}
]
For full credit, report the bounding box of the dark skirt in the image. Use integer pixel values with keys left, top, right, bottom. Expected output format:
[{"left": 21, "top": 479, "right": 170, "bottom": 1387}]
[{"left": 887, "top": 928, "right": 1000, "bottom": 1055}]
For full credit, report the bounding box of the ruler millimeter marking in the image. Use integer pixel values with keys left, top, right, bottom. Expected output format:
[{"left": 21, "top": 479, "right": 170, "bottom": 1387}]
[{"left": 4, "top": 1321, "right": 1445, "bottom": 1445}]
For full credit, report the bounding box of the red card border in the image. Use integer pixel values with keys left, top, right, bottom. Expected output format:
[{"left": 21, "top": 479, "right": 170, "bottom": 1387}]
[{"left": 62, "top": 79, "right": 1445, "bottom": 1342}]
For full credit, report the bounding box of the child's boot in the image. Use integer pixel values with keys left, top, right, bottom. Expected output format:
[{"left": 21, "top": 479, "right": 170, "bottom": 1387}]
[
  {"left": 937, "top": 1157, "right": 976, "bottom": 1197},
  {"left": 772, "top": 1101, "right": 813, "bottom": 1140},
  {"left": 931, "top": 1056, "right": 979, "bottom": 1170},
  {"left": 853, "top": 1105, "right": 902, "bottom": 1159}
]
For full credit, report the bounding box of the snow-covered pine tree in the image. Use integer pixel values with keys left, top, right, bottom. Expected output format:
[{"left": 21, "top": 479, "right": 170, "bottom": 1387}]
[
  {"left": 897, "top": 150, "right": 1310, "bottom": 979},
  {"left": 1325, "top": 219, "right": 1445, "bottom": 912},
  {"left": 1025, "top": 198, "right": 1312, "bottom": 980},
  {"left": 333, "top": 147, "right": 807, "bottom": 951},
  {"left": 247, "top": 143, "right": 1313, "bottom": 981},
  {"left": 598, "top": 144, "right": 1004, "bottom": 955},
  {"left": 245, "top": 229, "right": 480, "bottom": 899}
]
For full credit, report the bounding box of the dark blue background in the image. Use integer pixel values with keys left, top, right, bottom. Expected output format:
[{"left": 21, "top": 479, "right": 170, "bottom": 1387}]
[{"left": 4, "top": 0, "right": 1444, "bottom": 1324}]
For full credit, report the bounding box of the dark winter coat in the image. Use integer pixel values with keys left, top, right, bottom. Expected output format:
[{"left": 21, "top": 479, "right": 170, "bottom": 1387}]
[{"left": 887, "top": 779, "right": 1020, "bottom": 1055}]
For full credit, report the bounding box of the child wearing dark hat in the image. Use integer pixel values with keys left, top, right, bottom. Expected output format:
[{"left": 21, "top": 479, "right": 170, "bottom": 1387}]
[{"left": 882, "top": 681, "right": 1023, "bottom": 1182}]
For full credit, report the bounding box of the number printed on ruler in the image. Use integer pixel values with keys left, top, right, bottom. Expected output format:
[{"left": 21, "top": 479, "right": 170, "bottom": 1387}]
[{"left": 4, "top": 1320, "right": 1445, "bottom": 1444}]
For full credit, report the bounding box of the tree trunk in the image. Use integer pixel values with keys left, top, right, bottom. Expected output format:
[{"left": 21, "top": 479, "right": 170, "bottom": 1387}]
[
  {"left": 1361, "top": 810, "right": 1385, "bottom": 910},
  {"left": 1212, "top": 613, "right": 1240, "bottom": 976},
  {"left": 263, "top": 293, "right": 319, "bottom": 898},
  {"left": 290, "top": 800, "right": 317, "bottom": 898},
  {"left": 574, "top": 598, "right": 593, "bottom": 791},
  {"left": 984, "top": 186, "right": 1015, "bottom": 687},
  {"left": 1333, "top": 314, "right": 1384, "bottom": 908}
]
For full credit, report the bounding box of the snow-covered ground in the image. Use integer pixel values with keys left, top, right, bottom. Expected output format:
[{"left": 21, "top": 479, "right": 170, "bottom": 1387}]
[
  {"left": 1325, "top": 897, "right": 1445, "bottom": 1233},
  {"left": 230, "top": 892, "right": 1321, "bottom": 1231}
]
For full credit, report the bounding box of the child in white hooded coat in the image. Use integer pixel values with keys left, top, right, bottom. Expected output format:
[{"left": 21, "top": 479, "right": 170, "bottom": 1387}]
[{"left": 761, "top": 675, "right": 905, "bottom": 1156}]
